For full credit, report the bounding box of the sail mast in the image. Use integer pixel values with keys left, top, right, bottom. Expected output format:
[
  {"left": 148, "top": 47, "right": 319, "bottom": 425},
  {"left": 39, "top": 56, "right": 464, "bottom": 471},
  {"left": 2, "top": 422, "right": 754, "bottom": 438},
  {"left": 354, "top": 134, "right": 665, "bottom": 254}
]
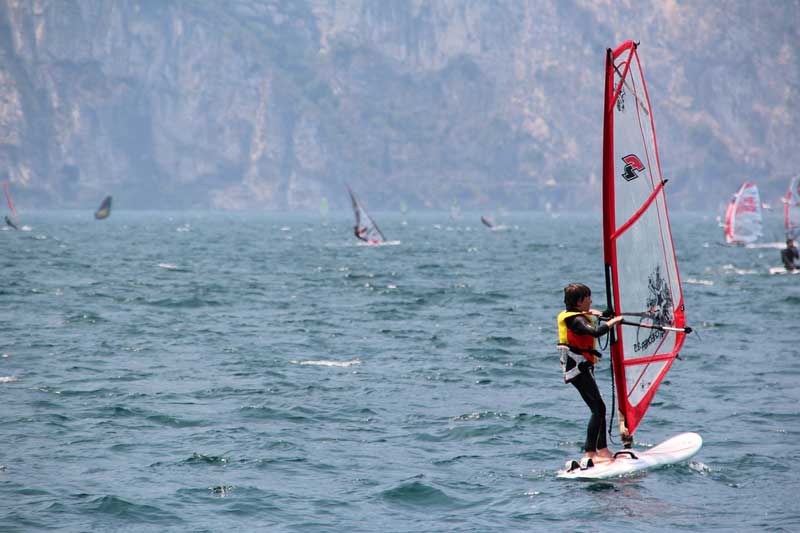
[{"left": 602, "top": 45, "right": 626, "bottom": 438}]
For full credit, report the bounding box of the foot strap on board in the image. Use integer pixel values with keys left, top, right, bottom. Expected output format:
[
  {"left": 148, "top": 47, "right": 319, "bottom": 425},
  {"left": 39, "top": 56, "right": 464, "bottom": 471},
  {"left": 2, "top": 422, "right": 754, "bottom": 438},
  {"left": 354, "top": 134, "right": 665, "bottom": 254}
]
[
  {"left": 565, "top": 460, "right": 580, "bottom": 473},
  {"left": 613, "top": 450, "right": 638, "bottom": 460},
  {"left": 579, "top": 457, "right": 594, "bottom": 470}
]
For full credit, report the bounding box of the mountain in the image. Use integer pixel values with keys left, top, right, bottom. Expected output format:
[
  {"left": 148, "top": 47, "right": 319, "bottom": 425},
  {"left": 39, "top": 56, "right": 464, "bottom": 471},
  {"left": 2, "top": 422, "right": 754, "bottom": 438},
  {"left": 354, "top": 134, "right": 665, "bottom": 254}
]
[{"left": 0, "top": 0, "right": 797, "bottom": 211}]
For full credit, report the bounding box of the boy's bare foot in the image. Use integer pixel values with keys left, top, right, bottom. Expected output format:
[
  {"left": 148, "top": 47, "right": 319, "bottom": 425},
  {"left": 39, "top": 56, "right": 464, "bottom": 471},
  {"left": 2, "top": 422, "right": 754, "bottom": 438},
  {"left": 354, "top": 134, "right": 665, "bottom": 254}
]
[{"left": 594, "top": 448, "right": 614, "bottom": 463}]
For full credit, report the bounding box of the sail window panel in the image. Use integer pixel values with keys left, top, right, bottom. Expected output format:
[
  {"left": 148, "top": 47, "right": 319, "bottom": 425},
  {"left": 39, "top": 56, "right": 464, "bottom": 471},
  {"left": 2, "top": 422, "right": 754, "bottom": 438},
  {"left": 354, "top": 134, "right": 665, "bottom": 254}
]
[
  {"left": 614, "top": 205, "right": 680, "bottom": 355},
  {"left": 612, "top": 63, "right": 659, "bottom": 230},
  {"left": 626, "top": 359, "right": 668, "bottom": 407}
]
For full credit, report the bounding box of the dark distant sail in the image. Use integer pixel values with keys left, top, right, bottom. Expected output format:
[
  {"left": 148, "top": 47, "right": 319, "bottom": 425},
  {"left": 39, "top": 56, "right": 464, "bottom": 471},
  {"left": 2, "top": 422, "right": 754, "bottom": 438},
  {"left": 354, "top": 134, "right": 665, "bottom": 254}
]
[
  {"left": 94, "top": 195, "right": 112, "bottom": 220},
  {"left": 480, "top": 215, "right": 494, "bottom": 228},
  {"left": 347, "top": 185, "right": 385, "bottom": 244},
  {"left": 3, "top": 182, "right": 20, "bottom": 229}
]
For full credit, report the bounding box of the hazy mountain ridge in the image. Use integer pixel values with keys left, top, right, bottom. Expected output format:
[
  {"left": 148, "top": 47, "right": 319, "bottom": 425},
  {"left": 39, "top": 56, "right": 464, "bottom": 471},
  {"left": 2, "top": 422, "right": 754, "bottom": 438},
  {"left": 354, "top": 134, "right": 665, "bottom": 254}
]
[{"left": 0, "top": 0, "right": 797, "bottom": 211}]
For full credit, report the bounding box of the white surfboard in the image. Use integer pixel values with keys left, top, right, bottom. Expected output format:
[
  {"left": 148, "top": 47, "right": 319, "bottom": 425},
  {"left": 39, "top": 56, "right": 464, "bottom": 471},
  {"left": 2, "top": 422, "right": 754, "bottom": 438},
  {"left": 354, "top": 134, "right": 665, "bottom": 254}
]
[
  {"left": 769, "top": 266, "right": 800, "bottom": 275},
  {"left": 557, "top": 432, "right": 702, "bottom": 480}
]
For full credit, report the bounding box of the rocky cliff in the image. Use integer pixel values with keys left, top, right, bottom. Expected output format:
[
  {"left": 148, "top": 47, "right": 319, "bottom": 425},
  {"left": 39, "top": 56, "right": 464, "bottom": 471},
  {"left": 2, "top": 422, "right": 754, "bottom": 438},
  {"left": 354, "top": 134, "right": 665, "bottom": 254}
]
[{"left": 0, "top": 0, "right": 797, "bottom": 211}]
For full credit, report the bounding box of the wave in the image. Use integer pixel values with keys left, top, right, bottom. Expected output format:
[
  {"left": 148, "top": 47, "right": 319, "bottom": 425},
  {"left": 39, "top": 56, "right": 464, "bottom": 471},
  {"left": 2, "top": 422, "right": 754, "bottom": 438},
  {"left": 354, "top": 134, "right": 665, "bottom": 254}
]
[
  {"left": 182, "top": 452, "right": 232, "bottom": 466},
  {"left": 720, "top": 264, "right": 758, "bottom": 275},
  {"left": 685, "top": 277, "right": 714, "bottom": 286},
  {"left": 85, "top": 495, "right": 182, "bottom": 524},
  {"left": 157, "top": 263, "right": 187, "bottom": 271},
  {"left": 379, "top": 479, "right": 464, "bottom": 509},
  {"left": 92, "top": 405, "right": 203, "bottom": 427},
  {"left": 451, "top": 410, "right": 512, "bottom": 422},
  {"left": 144, "top": 296, "right": 222, "bottom": 308},
  {"left": 414, "top": 423, "right": 514, "bottom": 442},
  {"left": 291, "top": 359, "right": 361, "bottom": 367}
]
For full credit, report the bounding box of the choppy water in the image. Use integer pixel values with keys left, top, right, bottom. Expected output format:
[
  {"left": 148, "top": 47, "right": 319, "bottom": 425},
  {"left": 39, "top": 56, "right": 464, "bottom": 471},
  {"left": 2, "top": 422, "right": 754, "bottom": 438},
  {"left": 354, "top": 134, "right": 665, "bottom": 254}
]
[{"left": 1, "top": 210, "right": 798, "bottom": 532}]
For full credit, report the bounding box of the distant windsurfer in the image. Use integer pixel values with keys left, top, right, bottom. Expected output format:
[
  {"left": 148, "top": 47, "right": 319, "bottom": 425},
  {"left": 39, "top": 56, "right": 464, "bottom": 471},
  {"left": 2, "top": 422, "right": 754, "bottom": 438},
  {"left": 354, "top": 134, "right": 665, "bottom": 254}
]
[
  {"left": 557, "top": 283, "right": 623, "bottom": 468},
  {"left": 347, "top": 185, "right": 387, "bottom": 245},
  {"left": 781, "top": 239, "right": 799, "bottom": 271},
  {"left": 4, "top": 215, "right": 17, "bottom": 230}
]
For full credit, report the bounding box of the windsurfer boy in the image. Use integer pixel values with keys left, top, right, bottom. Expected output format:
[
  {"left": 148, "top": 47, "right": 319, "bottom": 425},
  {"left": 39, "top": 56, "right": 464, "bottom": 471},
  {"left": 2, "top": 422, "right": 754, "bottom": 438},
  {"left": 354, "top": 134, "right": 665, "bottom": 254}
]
[{"left": 557, "top": 283, "right": 623, "bottom": 466}]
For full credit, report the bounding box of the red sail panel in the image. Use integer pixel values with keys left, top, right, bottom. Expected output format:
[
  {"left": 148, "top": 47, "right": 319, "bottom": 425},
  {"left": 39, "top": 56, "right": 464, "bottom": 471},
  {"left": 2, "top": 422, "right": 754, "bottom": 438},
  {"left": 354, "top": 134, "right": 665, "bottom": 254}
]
[{"left": 602, "top": 41, "right": 686, "bottom": 436}]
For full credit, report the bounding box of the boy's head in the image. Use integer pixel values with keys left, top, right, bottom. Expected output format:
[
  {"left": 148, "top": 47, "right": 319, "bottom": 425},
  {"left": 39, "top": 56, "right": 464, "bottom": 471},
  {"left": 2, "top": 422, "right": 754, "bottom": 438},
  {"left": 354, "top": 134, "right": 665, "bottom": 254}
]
[{"left": 564, "top": 283, "right": 591, "bottom": 310}]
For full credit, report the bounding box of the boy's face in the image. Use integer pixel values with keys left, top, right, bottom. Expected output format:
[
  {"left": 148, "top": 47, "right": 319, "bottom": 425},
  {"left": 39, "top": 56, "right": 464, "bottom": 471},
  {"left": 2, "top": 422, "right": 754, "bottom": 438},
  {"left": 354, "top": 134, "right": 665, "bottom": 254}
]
[{"left": 576, "top": 295, "right": 592, "bottom": 312}]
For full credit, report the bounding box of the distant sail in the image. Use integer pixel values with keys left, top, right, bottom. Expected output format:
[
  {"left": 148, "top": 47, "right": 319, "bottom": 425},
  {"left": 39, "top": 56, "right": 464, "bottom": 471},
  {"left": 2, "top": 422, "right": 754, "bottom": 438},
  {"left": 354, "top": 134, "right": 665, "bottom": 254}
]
[
  {"left": 347, "top": 185, "right": 385, "bottom": 244},
  {"left": 784, "top": 177, "right": 800, "bottom": 240},
  {"left": 450, "top": 201, "right": 461, "bottom": 220},
  {"left": 3, "top": 182, "right": 20, "bottom": 229},
  {"left": 725, "top": 182, "right": 762, "bottom": 244},
  {"left": 603, "top": 41, "right": 689, "bottom": 438},
  {"left": 94, "top": 195, "right": 112, "bottom": 220},
  {"left": 480, "top": 215, "right": 494, "bottom": 228}
]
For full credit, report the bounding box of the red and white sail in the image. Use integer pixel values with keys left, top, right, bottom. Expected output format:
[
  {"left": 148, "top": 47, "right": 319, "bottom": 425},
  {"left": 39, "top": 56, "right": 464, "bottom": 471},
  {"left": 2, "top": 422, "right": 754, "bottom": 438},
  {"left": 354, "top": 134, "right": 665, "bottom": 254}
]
[
  {"left": 347, "top": 185, "right": 385, "bottom": 244},
  {"left": 725, "top": 182, "right": 762, "bottom": 244},
  {"left": 3, "top": 182, "right": 20, "bottom": 227},
  {"left": 784, "top": 177, "right": 800, "bottom": 240},
  {"left": 602, "top": 41, "right": 687, "bottom": 437}
]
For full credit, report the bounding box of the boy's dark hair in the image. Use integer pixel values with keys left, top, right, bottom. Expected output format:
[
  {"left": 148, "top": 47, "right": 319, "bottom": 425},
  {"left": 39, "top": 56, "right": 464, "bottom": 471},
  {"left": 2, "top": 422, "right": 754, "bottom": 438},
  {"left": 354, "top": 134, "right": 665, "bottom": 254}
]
[{"left": 564, "top": 283, "right": 591, "bottom": 310}]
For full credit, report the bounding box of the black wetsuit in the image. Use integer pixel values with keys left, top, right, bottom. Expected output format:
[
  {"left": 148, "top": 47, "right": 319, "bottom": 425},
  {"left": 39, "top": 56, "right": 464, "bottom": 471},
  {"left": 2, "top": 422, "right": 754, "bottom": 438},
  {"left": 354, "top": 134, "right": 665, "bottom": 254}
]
[
  {"left": 781, "top": 245, "right": 799, "bottom": 270},
  {"left": 565, "top": 314, "right": 611, "bottom": 453}
]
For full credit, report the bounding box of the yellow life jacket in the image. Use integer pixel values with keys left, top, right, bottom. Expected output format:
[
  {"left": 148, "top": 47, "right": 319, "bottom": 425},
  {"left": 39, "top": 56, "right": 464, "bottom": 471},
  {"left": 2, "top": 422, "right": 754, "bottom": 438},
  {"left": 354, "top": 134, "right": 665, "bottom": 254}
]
[{"left": 557, "top": 311, "right": 601, "bottom": 381}]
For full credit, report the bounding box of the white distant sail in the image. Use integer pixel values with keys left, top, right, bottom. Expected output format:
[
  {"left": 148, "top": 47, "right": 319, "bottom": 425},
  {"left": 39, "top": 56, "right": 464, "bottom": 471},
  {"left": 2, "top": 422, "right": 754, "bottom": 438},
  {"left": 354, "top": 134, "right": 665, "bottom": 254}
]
[
  {"left": 784, "top": 177, "right": 800, "bottom": 240},
  {"left": 725, "top": 182, "right": 762, "bottom": 244}
]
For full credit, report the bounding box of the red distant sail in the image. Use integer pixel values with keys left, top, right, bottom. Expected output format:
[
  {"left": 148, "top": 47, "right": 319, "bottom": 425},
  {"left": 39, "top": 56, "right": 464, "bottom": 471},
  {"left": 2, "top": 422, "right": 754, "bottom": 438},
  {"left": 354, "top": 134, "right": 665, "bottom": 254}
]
[{"left": 3, "top": 182, "right": 20, "bottom": 228}]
